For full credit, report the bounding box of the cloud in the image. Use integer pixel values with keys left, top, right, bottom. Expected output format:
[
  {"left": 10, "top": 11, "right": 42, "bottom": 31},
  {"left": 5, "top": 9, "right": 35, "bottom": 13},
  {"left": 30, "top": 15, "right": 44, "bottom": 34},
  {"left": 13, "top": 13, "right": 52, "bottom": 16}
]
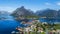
[
  {"left": 45, "top": 2, "right": 51, "bottom": 6},
  {"left": 56, "top": 2, "right": 60, "bottom": 6},
  {"left": 0, "top": 6, "right": 16, "bottom": 13}
]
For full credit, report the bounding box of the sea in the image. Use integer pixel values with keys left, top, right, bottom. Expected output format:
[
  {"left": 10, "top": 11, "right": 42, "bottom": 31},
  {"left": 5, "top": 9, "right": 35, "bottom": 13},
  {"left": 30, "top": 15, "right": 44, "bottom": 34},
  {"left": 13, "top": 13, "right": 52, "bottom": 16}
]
[{"left": 0, "top": 16, "right": 60, "bottom": 34}]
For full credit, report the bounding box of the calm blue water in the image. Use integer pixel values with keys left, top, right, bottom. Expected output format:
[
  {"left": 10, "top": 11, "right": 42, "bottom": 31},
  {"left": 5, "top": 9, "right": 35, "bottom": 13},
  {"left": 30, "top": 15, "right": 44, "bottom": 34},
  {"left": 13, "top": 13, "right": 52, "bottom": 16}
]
[
  {"left": 0, "top": 15, "right": 60, "bottom": 34},
  {"left": 0, "top": 20, "right": 18, "bottom": 34},
  {"left": 39, "top": 18, "right": 60, "bottom": 24},
  {"left": 0, "top": 16, "right": 26, "bottom": 34}
]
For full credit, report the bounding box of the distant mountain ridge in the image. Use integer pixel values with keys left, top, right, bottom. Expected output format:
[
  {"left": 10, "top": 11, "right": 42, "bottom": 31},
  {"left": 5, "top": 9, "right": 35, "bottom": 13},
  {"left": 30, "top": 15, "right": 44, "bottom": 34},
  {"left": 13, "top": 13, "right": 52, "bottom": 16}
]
[
  {"left": 11, "top": 6, "right": 60, "bottom": 19},
  {"left": 36, "top": 9, "right": 60, "bottom": 19},
  {"left": 0, "top": 11, "right": 10, "bottom": 19}
]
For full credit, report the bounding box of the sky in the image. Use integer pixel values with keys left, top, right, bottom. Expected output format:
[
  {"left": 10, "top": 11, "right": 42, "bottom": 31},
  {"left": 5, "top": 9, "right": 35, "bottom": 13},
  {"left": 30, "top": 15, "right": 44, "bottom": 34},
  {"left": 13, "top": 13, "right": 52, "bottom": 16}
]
[{"left": 0, "top": 0, "right": 60, "bottom": 12}]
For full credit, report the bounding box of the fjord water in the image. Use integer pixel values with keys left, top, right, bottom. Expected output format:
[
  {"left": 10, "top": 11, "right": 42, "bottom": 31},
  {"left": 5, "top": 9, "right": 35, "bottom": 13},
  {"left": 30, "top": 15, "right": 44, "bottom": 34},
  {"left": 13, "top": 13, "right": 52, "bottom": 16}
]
[
  {"left": 0, "top": 16, "right": 25, "bottom": 34},
  {"left": 0, "top": 16, "right": 60, "bottom": 34}
]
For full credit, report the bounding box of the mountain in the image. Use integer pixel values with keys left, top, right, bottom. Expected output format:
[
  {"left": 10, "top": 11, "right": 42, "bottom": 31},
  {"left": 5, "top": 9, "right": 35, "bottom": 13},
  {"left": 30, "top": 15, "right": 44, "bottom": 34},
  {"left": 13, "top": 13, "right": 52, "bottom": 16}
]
[
  {"left": 36, "top": 9, "right": 58, "bottom": 18},
  {"left": 11, "top": 6, "right": 34, "bottom": 17},
  {"left": 0, "top": 11, "right": 10, "bottom": 16},
  {"left": 11, "top": 6, "right": 60, "bottom": 19},
  {"left": 0, "top": 11, "right": 10, "bottom": 19},
  {"left": 57, "top": 10, "right": 60, "bottom": 18}
]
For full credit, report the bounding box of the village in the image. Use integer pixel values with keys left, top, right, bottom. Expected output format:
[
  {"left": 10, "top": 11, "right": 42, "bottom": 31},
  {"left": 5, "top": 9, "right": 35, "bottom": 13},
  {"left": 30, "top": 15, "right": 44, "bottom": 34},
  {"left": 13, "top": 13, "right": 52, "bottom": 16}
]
[{"left": 11, "top": 19, "right": 60, "bottom": 34}]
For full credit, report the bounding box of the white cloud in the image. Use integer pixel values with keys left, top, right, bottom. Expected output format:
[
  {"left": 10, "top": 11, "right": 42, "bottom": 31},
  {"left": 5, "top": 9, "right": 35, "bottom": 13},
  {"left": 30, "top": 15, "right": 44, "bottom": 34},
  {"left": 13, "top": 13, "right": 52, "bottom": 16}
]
[
  {"left": 0, "top": 6, "right": 16, "bottom": 13},
  {"left": 45, "top": 2, "right": 51, "bottom": 6},
  {"left": 56, "top": 2, "right": 60, "bottom": 6}
]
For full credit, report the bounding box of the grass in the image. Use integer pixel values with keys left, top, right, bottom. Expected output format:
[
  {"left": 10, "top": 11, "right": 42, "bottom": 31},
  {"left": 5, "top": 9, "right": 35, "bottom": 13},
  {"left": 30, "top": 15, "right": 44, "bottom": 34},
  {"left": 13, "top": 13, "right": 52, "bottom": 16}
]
[
  {"left": 54, "top": 24, "right": 60, "bottom": 29},
  {"left": 24, "top": 31, "right": 46, "bottom": 34},
  {"left": 24, "top": 32, "right": 35, "bottom": 34}
]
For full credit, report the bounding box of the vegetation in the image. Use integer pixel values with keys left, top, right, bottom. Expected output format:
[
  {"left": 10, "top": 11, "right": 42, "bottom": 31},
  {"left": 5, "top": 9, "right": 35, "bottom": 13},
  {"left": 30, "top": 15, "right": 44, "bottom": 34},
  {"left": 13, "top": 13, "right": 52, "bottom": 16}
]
[
  {"left": 10, "top": 6, "right": 60, "bottom": 34},
  {"left": 11, "top": 6, "right": 60, "bottom": 20},
  {"left": 54, "top": 24, "right": 60, "bottom": 29}
]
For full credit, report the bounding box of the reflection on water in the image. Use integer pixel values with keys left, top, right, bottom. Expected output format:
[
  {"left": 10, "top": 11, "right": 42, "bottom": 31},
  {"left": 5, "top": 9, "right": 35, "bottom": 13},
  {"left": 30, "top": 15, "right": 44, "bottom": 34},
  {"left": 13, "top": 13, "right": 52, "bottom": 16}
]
[
  {"left": 39, "top": 18, "right": 60, "bottom": 24},
  {"left": 0, "top": 16, "right": 60, "bottom": 34},
  {"left": 0, "top": 16, "right": 25, "bottom": 34},
  {"left": 0, "top": 20, "right": 19, "bottom": 34}
]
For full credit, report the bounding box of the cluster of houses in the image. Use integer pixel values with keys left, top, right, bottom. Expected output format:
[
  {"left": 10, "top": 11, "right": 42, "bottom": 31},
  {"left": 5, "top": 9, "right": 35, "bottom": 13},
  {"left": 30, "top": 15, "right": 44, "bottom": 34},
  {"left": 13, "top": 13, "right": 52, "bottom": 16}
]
[{"left": 11, "top": 20, "right": 60, "bottom": 34}]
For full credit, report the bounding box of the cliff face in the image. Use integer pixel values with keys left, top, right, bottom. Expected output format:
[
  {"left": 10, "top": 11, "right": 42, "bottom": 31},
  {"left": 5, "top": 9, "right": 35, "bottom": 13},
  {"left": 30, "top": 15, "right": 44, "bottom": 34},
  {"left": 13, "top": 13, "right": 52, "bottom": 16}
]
[
  {"left": 11, "top": 6, "right": 34, "bottom": 17},
  {"left": 11, "top": 6, "right": 60, "bottom": 19}
]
